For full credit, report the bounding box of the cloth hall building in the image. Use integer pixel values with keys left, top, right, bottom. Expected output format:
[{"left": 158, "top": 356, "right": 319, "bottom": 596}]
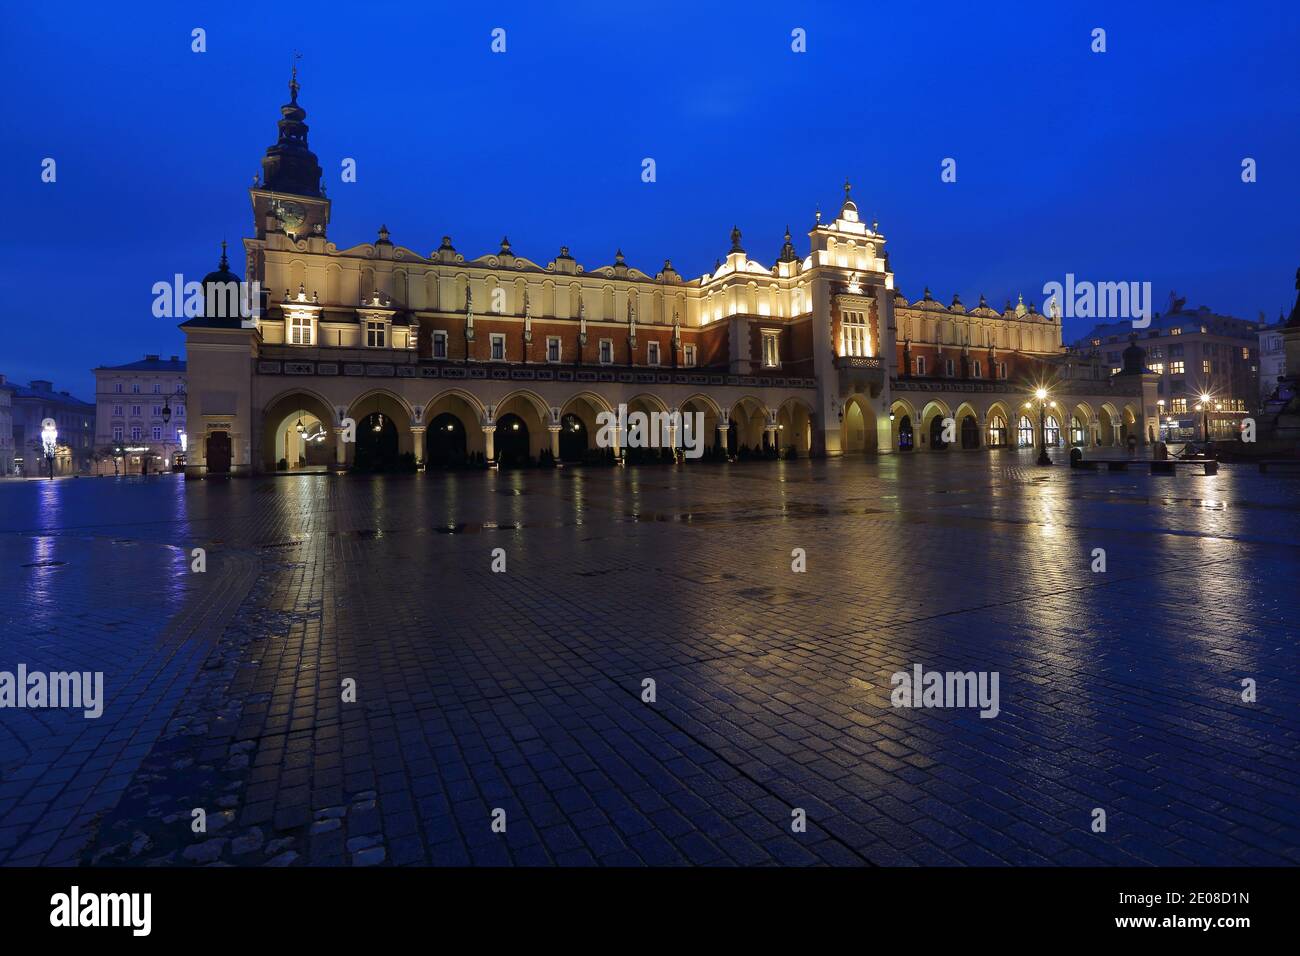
[{"left": 181, "top": 76, "right": 1158, "bottom": 476}]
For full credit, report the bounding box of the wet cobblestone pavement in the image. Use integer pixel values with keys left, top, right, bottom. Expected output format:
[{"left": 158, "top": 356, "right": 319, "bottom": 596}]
[{"left": 1, "top": 452, "right": 1297, "bottom": 866}]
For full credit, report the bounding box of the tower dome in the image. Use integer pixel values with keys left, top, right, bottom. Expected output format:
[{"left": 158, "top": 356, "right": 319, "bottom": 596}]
[{"left": 260, "top": 65, "right": 323, "bottom": 197}]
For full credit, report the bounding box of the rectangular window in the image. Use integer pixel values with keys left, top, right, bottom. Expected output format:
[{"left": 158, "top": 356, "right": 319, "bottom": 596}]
[
  {"left": 153, "top": 383, "right": 161, "bottom": 394},
  {"left": 289, "top": 314, "right": 313, "bottom": 345},
  {"left": 945, "top": 358, "right": 955, "bottom": 377},
  {"left": 761, "top": 331, "right": 780, "bottom": 368},
  {"left": 1169, "top": 360, "right": 1185, "bottom": 374},
  {"left": 131, "top": 405, "right": 141, "bottom": 416},
  {"left": 647, "top": 341, "right": 661, "bottom": 366},
  {"left": 546, "top": 336, "right": 561, "bottom": 363},
  {"left": 130, "top": 426, "right": 141, "bottom": 440},
  {"left": 915, "top": 356, "right": 926, "bottom": 376},
  {"left": 1149, "top": 363, "right": 1164, "bottom": 375},
  {"left": 599, "top": 339, "right": 613, "bottom": 365},
  {"left": 490, "top": 334, "right": 506, "bottom": 361},
  {"left": 1171, "top": 399, "right": 1187, "bottom": 413},
  {"left": 112, "top": 426, "right": 123, "bottom": 442},
  {"left": 366, "top": 320, "right": 387, "bottom": 348},
  {"left": 840, "top": 311, "right": 869, "bottom": 357},
  {"left": 684, "top": 344, "right": 697, "bottom": 367},
  {"left": 1202, "top": 360, "right": 1211, "bottom": 374},
  {"left": 112, "top": 405, "right": 122, "bottom": 416},
  {"left": 152, "top": 426, "right": 162, "bottom": 441},
  {"left": 432, "top": 331, "right": 448, "bottom": 359},
  {"left": 1170, "top": 327, "right": 1182, "bottom": 335},
  {"left": 132, "top": 383, "right": 140, "bottom": 394},
  {"left": 114, "top": 382, "right": 123, "bottom": 393}
]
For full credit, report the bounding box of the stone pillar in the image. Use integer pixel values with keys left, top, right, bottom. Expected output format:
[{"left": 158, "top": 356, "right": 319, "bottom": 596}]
[
  {"left": 548, "top": 425, "right": 561, "bottom": 461},
  {"left": 482, "top": 425, "right": 497, "bottom": 462},
  {"left": 333, "top": 426, "right": 348, "bottom": 468},
  {"left": 411, "top": 425, "right": 426, "bottom": 470},
  {"left": 717, "top": 420, "right": 729, "bottom": 455}
]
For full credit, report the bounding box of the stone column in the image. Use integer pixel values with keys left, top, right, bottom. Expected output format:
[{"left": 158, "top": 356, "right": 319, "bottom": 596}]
[
  {"left": 482, "top": 425, "right": 497, "bottom": 463},
  {"left": 333, "top": 426, "right": 348, "bottom": 468},
  {"left": 717, "top": 419, "right": 729, "bottom": 455},
  {"left": 548, "top": 425, "right": 561, "bottom": 461},
  {"left": 410, "top": 425, "right": 426, "bottom": 470}
]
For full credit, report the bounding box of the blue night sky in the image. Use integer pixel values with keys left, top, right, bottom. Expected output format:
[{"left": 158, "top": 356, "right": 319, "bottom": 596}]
[{"left": 2, "top": 0, "right": 1298, "bottom": 398}]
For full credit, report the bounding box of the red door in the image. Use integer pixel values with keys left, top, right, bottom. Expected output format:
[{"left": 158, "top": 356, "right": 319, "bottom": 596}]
[{"left": 207, "top": 431, "right": 231, "bottom": 475}]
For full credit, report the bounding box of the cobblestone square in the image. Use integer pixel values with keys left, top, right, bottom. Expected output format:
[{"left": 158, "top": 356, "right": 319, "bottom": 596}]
[{"left": 1, "top": 453, "right": 1296, "bottom": 866}]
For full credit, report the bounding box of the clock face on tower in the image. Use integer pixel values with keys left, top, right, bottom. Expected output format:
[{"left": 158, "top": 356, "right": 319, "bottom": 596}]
[{"left": 277, "top": 201, "right": 307, "bottom": 233}]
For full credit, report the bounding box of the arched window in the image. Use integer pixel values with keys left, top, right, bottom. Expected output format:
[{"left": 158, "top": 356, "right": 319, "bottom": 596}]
[
  {"left": 1045, "top": 415, "right": 1061, "bottom": 447},
  {"left": 987, "top": 414, "right": 1008, "bottom": 447},
  {"left": 1070, "top": 416, "right": 1087, "bottom": 446},
  {"left": 1017, "top": 415, "right": 1035, "bottom": 447}
]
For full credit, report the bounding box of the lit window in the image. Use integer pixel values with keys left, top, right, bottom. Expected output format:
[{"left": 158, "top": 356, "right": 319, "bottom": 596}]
[
  {"left": 761, "top": 331, "right": 780, "bottom": 368},
  {"left": 1202, "top": 360, "right": 1211, "bottom": 374},
  {"left": 684, "top": 344, "right": 697, "bottom": 367},
  {"left": 490, "top": 334, "right": 506, "bottom": 361},
  {"left": 1017, "top": 416, "right": 1035, "bottom": 447},
  {"left": 547, "top": 336, "right": 561, "bottom": 363},
  {"left": 1169, "top": 361, "right": 1185, "bottom": 374},
  {"left": 840, "top": 310, "right": 870, "bottom": 357},
  {"left": 987, "top": 414, "right": 1008, "bottom": 447},
  {"left": 1149, "top": 363, "right": 1165, "bottom": 375},
  {"left": 366, "top": 320, "right": 387, "bottom": 348},
  {"left": 432, "top": 331, "right": 448, "bottom": 359},
  {"left": 289, "top": 313, "right": 313, "bottom": 345},
  {"left": 1171, "top": 399, "right": 1187, "bottom": 413},
  {"left": 1170, "top": 327, "right": 1182, "bottom": 335}
]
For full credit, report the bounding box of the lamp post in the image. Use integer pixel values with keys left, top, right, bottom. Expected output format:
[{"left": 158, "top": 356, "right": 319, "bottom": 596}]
[
  {"left": 40, "top": 418, "right": 58, "bottom": 479},
  {"left": 1030, "top": 389, "right": 1053, "bottom": 466},
  {"left": 1198, "top": 392, "right": 1211, "bottom": 444}
]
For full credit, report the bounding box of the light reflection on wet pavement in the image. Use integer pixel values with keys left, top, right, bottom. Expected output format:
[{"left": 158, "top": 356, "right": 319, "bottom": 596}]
[{"left": 0, "top": 452, "right": 1296, "bottom": 865}]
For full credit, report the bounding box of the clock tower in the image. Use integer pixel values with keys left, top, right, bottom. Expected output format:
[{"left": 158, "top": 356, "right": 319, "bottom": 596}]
[{"left": 249, "top": 66, "right": 330, "bottom": 243}]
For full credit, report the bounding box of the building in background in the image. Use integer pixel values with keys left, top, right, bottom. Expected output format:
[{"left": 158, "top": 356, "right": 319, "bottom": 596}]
[
  {"left": 3, "top": 379, "right": 95, "bottom": 475},
  {"left": 91, "top": 355, "right": 188, "bottom": 474},
  {"left": 0, "top": 375, "right": 13, "bottom": 475},
  {"left": 1073, "top": 301, "right": 1259, "bottom": 442},
  {"left": 181, "top": 75, "right": 1158, "bottom": 476},
  {"left": 1258, "top": 316, "right": 1287, "bottom": 409}
]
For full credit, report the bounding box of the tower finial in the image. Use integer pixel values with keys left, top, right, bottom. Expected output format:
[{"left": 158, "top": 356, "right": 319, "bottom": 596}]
[
  {"left": 289, "top": 51, "right": 302, "bottom": 103},
  {"left": 844, "top": 178, "right": 852, "bottom": 198},
  {"left": 219, "top": 239, "right": 229, "bottom": 270}
]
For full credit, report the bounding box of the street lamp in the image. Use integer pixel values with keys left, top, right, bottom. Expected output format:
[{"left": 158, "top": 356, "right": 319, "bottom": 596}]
[
  {"left": 1198, "top": 392, "right": 1212, "bottom": 443},
  {"left": 1032, "top": 388, "right": 1052, "bottom": 466},
  {"left": 40, "top": 418, "right": 57, "bottom": 479}
]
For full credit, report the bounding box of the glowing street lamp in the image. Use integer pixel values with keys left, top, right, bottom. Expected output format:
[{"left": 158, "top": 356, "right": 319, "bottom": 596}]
[
  {"left": 1028, "top": 389, "right": 1053, "bottom": 466},
  {"left": 1197, "top": 392, "right": 1212, "bottom": 443},
  {"left": 40, "top": 418, "right": 57, "bottom": 479}
]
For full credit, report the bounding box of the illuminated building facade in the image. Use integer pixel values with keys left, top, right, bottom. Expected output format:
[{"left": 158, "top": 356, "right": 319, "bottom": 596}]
[{"left": 182, "top": 76, "right": 1157, "bottom": 476}]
